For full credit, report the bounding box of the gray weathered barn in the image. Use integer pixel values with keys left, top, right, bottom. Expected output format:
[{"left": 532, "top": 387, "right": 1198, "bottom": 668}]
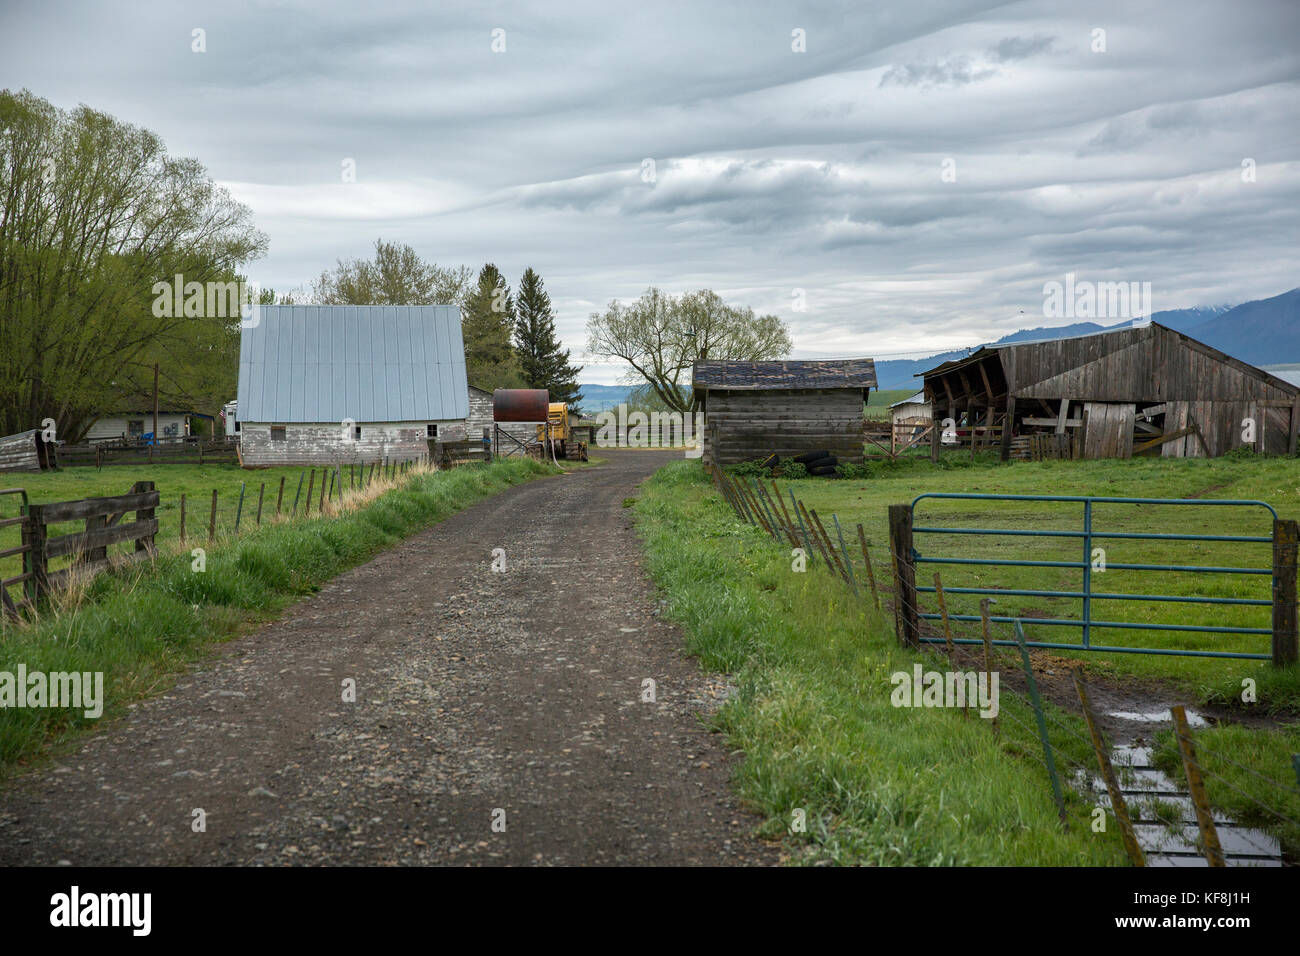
[
  {"left": 692, "top": 359, "right": 877, "bottom": 465},
  {"left": 921, "top": 323, "right": 1300, "bottom": 459},
  {"left": 0, "top": 429, "right": 57, "bottom": 473},
  {"left": 237, "top": 305, "right": 469, "bottom": 467}
]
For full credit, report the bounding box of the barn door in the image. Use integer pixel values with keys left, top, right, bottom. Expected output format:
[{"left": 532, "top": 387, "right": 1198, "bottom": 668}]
[{"left": 1262, "top": 403, "right": 1292, "bottom": 455}]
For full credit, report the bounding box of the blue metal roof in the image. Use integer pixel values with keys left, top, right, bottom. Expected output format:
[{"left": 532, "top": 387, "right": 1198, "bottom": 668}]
[{"left": 237, "top": 305, "right": 468, "bottom": 423}]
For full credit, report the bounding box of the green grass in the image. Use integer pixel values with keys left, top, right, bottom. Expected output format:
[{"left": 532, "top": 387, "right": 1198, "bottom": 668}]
[
  {"left": 0, "top": 457, "right": 558, "bottom": 775},
  {"left": 769, "top": 452, "right": 1300, "bottom": 709},
  {"left": 634, "top": 460, "right": 1129, "bottom": 865}
]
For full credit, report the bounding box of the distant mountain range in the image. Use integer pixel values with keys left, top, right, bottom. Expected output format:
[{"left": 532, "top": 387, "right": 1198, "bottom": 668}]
[
  {"left": 576, "top": 287, "right": 1300, "bottom": 403},
  {"left": 573, "top": 383, "right": 637, "bottom": 412}
]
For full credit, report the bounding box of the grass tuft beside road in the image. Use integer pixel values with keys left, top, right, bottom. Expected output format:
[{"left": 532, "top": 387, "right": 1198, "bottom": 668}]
[
  {"left": 635, "top": 460, "right": 1127, "bottom": 865},
  {"left": 0, "top": 458, "right": 558, "bottom": 774}
]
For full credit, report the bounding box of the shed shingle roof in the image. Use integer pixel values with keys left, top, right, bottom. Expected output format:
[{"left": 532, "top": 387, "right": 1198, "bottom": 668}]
[
  {"left": 238, "top": 305, "right": 469, "bottom": 423},
  {"left": 692, "top": 359, "right": 877, "bottom": 390}
]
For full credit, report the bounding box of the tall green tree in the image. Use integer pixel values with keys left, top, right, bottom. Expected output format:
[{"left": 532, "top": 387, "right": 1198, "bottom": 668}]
[
  {"left": 586, "top": 287, "right": 791, "bottom": 414},
  {"left": 311, "top": 238, "right": 471, "bottom": 307},
  {"left": 514, "top": 267, "right": 583, "bottom": 408},
  {"left": 0, "top": 88, "right": 266, "bottom": 439},
  {"left": 461, "top": 264, "right": 524, "bottom": 390}
]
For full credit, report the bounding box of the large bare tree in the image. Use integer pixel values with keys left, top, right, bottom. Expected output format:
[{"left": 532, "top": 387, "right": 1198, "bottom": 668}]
[{"left": 586, "top": 288, "right": 792, "bottom": 413}]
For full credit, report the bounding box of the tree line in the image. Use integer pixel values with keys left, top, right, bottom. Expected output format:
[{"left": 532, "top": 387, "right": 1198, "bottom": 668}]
[{"left": 1, "top": 88, "right": 790, "bottom": 441}]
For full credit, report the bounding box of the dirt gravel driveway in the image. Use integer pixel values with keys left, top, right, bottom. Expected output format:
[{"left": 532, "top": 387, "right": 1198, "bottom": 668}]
[{"left": 0, "top": 450, "right": 779, "bottom": 866}]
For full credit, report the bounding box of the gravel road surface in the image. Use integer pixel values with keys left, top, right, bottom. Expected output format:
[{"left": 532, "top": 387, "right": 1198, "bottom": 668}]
[{"left": 0, "top": 450, "right": 780, "bottom": 866}]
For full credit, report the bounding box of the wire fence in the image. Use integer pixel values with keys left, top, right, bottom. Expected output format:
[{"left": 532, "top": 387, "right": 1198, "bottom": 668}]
[
  {"left": 1, "top": 455, "right": 435, "bottom": 622},
  {"left": 707, "top": 462, "right": 1300, "bottom": 867}
]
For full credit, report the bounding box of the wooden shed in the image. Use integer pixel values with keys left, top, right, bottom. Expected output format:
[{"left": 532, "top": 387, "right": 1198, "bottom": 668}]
[
  {"left": 237, "top": 305, "right": 470, "bottom": 467},
  {"left": 0, "top": 429, "right": 57, "bottom": 473},
  {"left": 692, "top": 359, "right": 876, "bottom": 465},
  {"left": 921, "top": 323, "right": 1300, "bottom": 460}
]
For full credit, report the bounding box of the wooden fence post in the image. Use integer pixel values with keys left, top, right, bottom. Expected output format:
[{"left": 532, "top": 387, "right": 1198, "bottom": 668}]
[
  {"left": 133, "top": 480, "right": 157, "bottom": 556},
  {"left": 256, "top": 482, "right": 265, "bottom": 525},
  {"left": 1272, "top": 518, "right": 1298, "bottom": 665},
  {"left": 276, "top": 476, "right": 285, "bottom": 516},
  {"left": 305, "top": 470, "right": 315, "bottom": 516},
  {"left": 1073, "top": 668, "right": 1145, "bottom": 866},
  {"left": 1172, "top": 705, "right": 1226, "bottom": 867},
  {"left": 855, "top": 523, "right": 880, "bottom": 609},
  {"left": 980, "top": 598, "right": 998, "bottom": 736},
  {"left": 22, "top": 503, "right": 48, "bottom": 602},
  {"left": 888, "top": 504, "right": 920, "bottom": 647}
]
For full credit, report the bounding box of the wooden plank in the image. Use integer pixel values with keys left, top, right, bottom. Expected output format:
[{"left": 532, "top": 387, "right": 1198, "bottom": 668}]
[
  {"left": 45, "top": 518, "right": 160, "bottom": 559},
  {"left": 39, "top": 491, "right": 160, "bottom": 524},
  {"left": 1055, "top": 398, "right": 1071, "bottom": 435},
  {"left": 1135, "top": 425, "right": 1197, "bottom": 455},
  {"left": 45, "top": 548, "right": 153, "bottom": 591}
]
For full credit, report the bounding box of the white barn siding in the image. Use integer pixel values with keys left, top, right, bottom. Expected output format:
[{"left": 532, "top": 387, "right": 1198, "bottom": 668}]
[{"left": 240, "top": 420, "right": 461, "bottom": 467}]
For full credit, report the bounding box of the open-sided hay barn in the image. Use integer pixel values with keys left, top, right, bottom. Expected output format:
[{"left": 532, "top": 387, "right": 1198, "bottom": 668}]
[
  {"left": 692, "top": 359, "right": 876, "bottom": 465},
  {"left": 921, "top": 323, "right": 1300, "bottom": 460},
  {"left": 237, "top": 305, "right": 470, "bottom": 467}
]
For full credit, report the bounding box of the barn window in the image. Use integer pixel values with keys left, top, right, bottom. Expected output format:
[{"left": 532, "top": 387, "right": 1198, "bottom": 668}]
[
  {"left": 354, "top": 425, "right": 362, "bottom": 441},
  {"left": 427, "top": 424, "right": 438, "bottom": 437},
  {"left": 127, "top": 420, "right": 144, "bottom": 436},
  {"left": 270, "top": 425, "right": 286, "bottom": 442}
]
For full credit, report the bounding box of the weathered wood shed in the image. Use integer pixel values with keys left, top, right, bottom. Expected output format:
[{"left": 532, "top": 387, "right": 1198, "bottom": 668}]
[
  {"left": 237, "top": 305, "right": 470, "bottom": 467},
  {"left": 692, "top": 359, "right": 876, "bottom": 465},
  {"left": 921, "top": 323, "right": 1300, "bottom": 459},
  {"left": 0, "top": 429, "right": 57, "bottom": 473}
]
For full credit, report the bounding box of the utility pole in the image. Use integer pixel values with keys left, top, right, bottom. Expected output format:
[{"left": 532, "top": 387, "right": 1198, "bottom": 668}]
[{"left": 153, "top": 363, "right": 159, "bottom": 444}]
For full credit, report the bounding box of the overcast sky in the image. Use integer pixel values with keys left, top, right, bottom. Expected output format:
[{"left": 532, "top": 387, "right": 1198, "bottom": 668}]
[{"left": 3, "top": 0, "right": 1298, "bottom": 383}]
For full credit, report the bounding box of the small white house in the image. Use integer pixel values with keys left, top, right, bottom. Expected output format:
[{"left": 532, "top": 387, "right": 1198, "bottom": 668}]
[{"left": 85, "top": 412, "right": 191, "bottom": 444}]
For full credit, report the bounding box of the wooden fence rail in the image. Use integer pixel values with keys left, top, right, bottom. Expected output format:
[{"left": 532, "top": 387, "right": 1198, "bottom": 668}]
[{"left": 24, "top": 481, "right": 158, "bottom": 598}]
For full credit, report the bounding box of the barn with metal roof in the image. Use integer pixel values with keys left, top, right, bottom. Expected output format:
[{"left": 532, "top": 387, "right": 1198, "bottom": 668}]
[
  {"left": 236, "top": 305, "right": 470, "bottom": 466},
  {"left": 691, "top": 359, "right": 877, "bottom": 465}
]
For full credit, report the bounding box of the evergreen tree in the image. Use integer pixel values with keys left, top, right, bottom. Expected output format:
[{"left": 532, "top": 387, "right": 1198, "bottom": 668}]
[
  {"left": 514, "top": 267, "right": 584, "bottom": 408},
  {"left": 461, "top": 264, "right": 524, "bottom": 390}
]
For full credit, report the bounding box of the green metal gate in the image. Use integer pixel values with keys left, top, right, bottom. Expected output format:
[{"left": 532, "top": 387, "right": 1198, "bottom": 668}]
[{"left": 909, "top": 493, "right": 1278, "bottom": 660}]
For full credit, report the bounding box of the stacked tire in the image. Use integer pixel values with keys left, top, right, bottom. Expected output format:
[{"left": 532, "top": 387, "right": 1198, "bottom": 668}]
[{"left": 794, "top": 449, "right": 839, "bottom": 477}]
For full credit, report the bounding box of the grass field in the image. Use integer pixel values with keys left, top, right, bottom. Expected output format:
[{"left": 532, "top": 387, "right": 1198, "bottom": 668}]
[
  {"left": 0, "top": 457, "right": 558, "bottom": 774},
  {"left": 635, "top": 460, "right": 1130, "bottom": 864}
]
